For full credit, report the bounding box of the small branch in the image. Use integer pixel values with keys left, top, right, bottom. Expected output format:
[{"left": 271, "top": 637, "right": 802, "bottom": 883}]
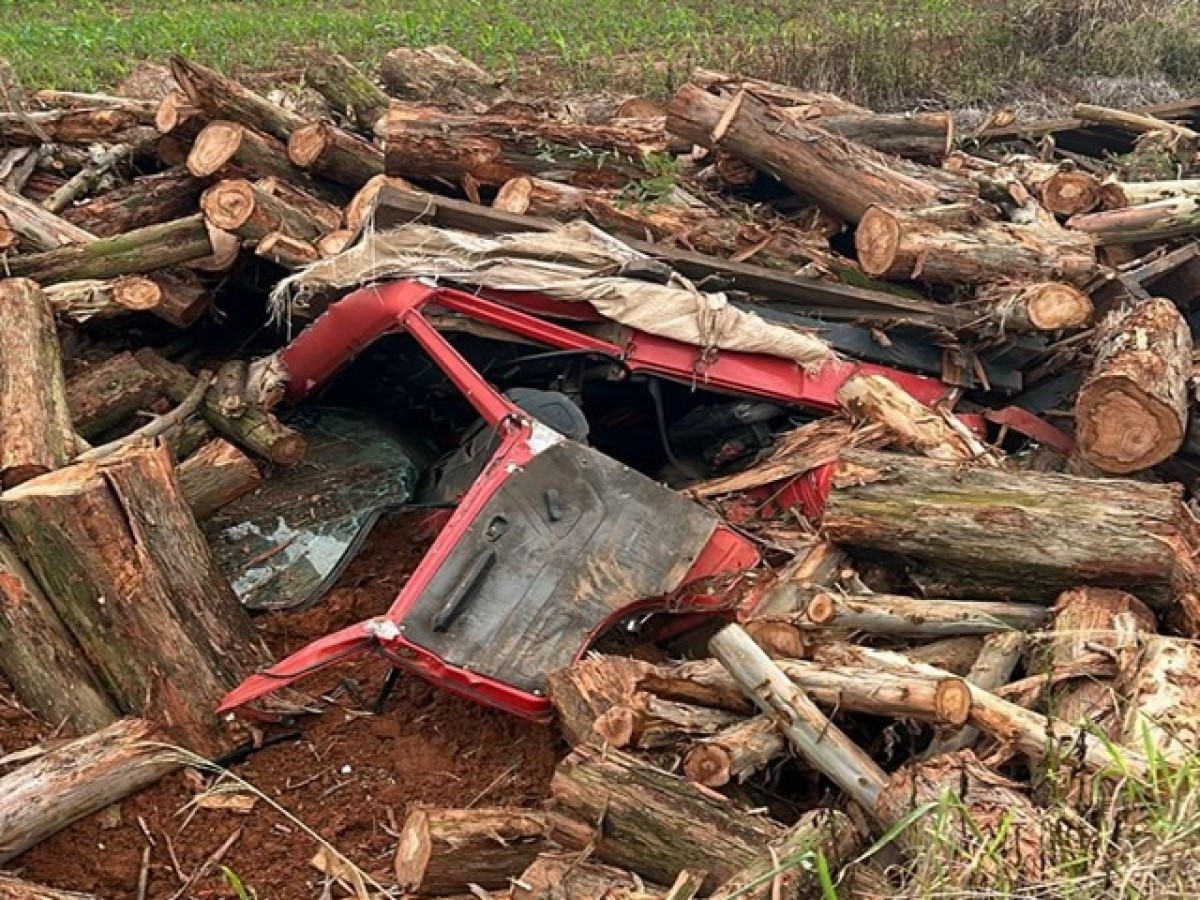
[
  {"left": 43, "top": 144, "right": 131, "bottom": 214},
  {"left": 75, "top": 370, "right": 212, "bottom": 463}
]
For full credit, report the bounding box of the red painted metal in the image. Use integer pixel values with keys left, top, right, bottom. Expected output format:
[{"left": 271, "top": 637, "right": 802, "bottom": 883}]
[{"left": 985, "top": 405, "right": 1075, "bottom": 455}]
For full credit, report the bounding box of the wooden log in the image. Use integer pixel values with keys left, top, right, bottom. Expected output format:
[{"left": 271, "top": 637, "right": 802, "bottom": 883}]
[
  {"left": 513, "top": 852, "right": 650, "bottom": 900},
  {"left": 170, "top": 55, "right": 307, "bottom": 142},
  {"left": 255, "top": 231, "right": 320, "bottom": 269},
  {"left": 0, "top": 533, "right": 118, "bottom": 735},
  {"left": 0, "top": 718, "right": 178, "bottom": 864},
  {"left": 163, "top": 417, "right": 214, "bottom": 462},
  {"left": 856, "top": 204, "right": 1097, "bottom": 284},
  {"left": 66, "top": 351, "right": 164, "bottom": 439},
  {"left": 43, "top": 276, "right": 160, "bottom": 324},
  {"left": 0, "top": 108, "right": 139, "bottom": 145},
  {"left": 822, "top": 449, "right": 1200, "bottom": 626},
  {"left": 835, "top": 372, "right": 981, "bottom": 461},
  {"left": 379, "top": 45, "right": 504, "bottom": 111},
  {"left": 791, "top": 592, "right": 1049, "bottom": 637},
  {"left": 904, "top": 636, "right": 985, "bottom": 676},
  {"left": 1120, "top": 636, "right": 1200, "bottom": 761},
  {"left": 41, "top": 144, "right": 132, "bottom": 215},
  {"left": 874, "top": 750, "right": 1044, "bottom": 877},
  {"left": 60, "top": 167, "right": 205, "bottom": 238},
  {"left": 0, "top": 875, "right": 98, "bottom": 899},
  {"left": 0, "top": 279, "right": 75, "bottom": 487},
  {"left": 0, "top": 210, "right": 14, "bottom": 251},
  {"left": 0, "top": 184, "right": 94, "bottom": 252},
  {"left": 394, "top": 807, "right": 551, "bottom": 894},
  {"left": 1073, "top": 102, "right": 1199, "bottom": 157},
  {"left": 666, "top": 84, "right": 948, "bottom": 223},
  {"left": 742, "top": 619, "right": 808, "bottom": 659},
  {"left": 546, "top": 655, "right": 656, "bottom": 747},
  {"left": 0, "top": 445, "right": 270, "bottom": 755},
  {"left": 594, "top": 692, "right": 742, "bottom": 750},
  {"left": 1068, "top": 197, "right": 1200, "bottom": 244},
  {"left": 806, "top": 111, "right": 954, "bottom": 161},
  {"left": 709, "top": 625, "right": 888, "bottom": 813},
  {"left": 925, "top": 631, "right": 1024, "bottom": 756},
  {"left": 213, "top": 359, "right": 248, "bottom": 419},
  {"left": 177, "top": 438, "right": 262, "bottom": 520},
  {"left": 689, "top": 69, "right": 869, "bottom": 116},
  {"left": 1043, "top": 588, "right": 1155, "bottom": 732},
  {"left": 1075, "top": 297, "right": 1191, "bottom": 473},
  {"left": 494, "top": 176, "right": 591, "bottom": 217},
  {"left": 2, "top": 215, "right": 214, "bottom": 284},
  {"left": 315, "top": 229, "right": 353, "bottom": 257},
  {"left": 288, "top": 121, "right": 384, "bottom": 190},
  {"left": 33, "top": 89, "right": 158, "bottom": 121},
  {"left": 257, "top": 176, "right": 343, "bottom": 232},
  {"left": 344, "top": 173, "right": 414, "bottom": 231},
  {"left": 1040, "top": 170, "right": 1103, "bottom": 216},
  {"left": 134, "top": 349, "right": 306, "bottom": 465},
  {"left": 201, "top": 178, "right": 322, "bottom": 243},
  {"left": 146, "top": 268, "right": 210, "bottom": 328},
  {"left": 304, "top": 52, "right": 390, "bottom": 131},
  {"left": 1099, "top": 178, "right": 1200, "bottom": 209},
  {"left": 682, "top": 715, "right": 786, "bottom": 787},
  {"left": 153, "top": 89, "right": 205, "bottom": 136},
  {"left": 550, "top": 744, "right": 784, "bottom": 889},
  {"left": 384, "top": 106, "right": 665, "bottom": 188},
  {"left": 186, "top": 119, "right": 310, "bottom": 183},
  {"left": 975, "top": 281, "right": 1093, "bottom": 332}
]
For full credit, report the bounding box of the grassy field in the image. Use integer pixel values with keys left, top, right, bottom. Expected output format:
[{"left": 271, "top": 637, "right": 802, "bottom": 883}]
[{"left": 4, "top": 0, "right": 1200, "bottom": 107}]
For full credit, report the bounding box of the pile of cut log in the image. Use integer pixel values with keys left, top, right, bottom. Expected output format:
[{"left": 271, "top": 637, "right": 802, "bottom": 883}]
[{"left": 2, "top": 43, "right": 1200, "bottom": 899}]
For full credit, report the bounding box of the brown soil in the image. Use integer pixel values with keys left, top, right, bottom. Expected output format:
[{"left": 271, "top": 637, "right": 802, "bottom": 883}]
[{"left": 1, "top": 513, "right": 561, "bottom": 899}]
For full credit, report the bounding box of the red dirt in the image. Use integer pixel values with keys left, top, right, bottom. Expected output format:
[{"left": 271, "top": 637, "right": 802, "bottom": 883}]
[{"left": 1, "top": 513, "right": 561, "bottom": 899}]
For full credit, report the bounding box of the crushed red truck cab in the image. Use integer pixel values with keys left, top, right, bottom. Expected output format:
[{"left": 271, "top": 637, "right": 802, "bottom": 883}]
[{"left": 219, "top": 279, "right": 958, "bottom": 720}]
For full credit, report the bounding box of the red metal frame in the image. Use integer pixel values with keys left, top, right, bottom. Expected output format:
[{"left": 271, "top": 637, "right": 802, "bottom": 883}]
[{"left": 218, "top": 279, "right": 967, "bottom": 721}]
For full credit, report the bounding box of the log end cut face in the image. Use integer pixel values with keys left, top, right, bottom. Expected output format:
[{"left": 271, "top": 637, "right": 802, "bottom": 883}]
[
  {"left": 187, "top": 121, "right": 244, "bottom": 177},
  {"left": 1076, "top": 378, "right": 1185, "bottom": 473},
  {"left": 854, "top": 206, "right": 902, "bottom": 276},
  {"left": 287, "top": 122, "right": 329, "bottom": 169},
  {"left": 200, "top": 179, "right": 258, "bottom": 231}
]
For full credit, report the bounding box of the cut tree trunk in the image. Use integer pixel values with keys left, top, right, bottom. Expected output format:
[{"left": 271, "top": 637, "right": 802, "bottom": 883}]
[
  {"left": 709, "top": 625, "right": 889, "bottom": 814},
  {"left": 256, "top": 232, "right": 321, "bottom": 268},
  {"left": 975, "top": 281, "right": 1093, "bottom": 332},
  {"left": 170, "top": 55, "right": 307, "bottom": 142},
  {"left": 0, "top": 184, "right": 94, "bottom": 251},
  {"left": 1120, "top": 636, "right": 1200, "bottom": 761},
  {"left": 801, "top": 111, "right": 953, "bottom": 161},
  {"left": 665, "top": 84, "right": 952, "bottom": 223},
  {"left": 134, "top": 349, "right": 306, "bottom": 465},
  {"left": 303, "top": 52, "right": 390, "bottom": 132},
  {"left": 546, "top": 655, "right": 656, "bottom": 747},
  {"left": 875, "top": 749, "right": 1043, "bottom": 877},
  {"left": 682, "top": 715, "right": 786, "bottom": 787},
  {"left": 394, "top": 807, "right": 551, "bottom": 895},
  {"left": 856, "top": 204, "right": 1097, "bottom": 284},
  {"left": 689, "top": 68, "right": 867, "bottom": 114},
  {"left": 66, "top": 351, "right": 165, "bottom": 439},
  {"left": 187, "top": 120, "right": 310, "bottom": 182},
  {"left": 379, "top": 45, "right": 504, "bottom": 111},
  {"left": 1068, "top": 197, "right": 1200, "bottom": 244},
  {"left": 1073, "top": 102, "right": 1199, "bottom": 158},
  {"left": 822, "top": 449, "right": 1200, "bottom": 629},
  {"left": 288, "top": 121, "right": 384, "bottom": 189},
  {"left": 925, "top": 631, "right": 1025, "bottom": 756},
  {"left": 257, "top": 176, "right": 343, "bottom": 232},
  {"left": 201, "top": 178, "right": 322, "bottom": 243},
  {"left": 0, "top": 279, "right": 76, "bottom": 487},
  {"left": 0, "top": 875, "right": 98, "bottom": 900},
  {"left": 384, "top": 106, "right": 665, "bottom": 188},
  {"left": 0, "top": 533, "right": 118, "bottom": 735},
  {"left": 2, "top": 215, "right": 214, "bottom": 284},
  {"left": 835, "top": 372, "right": 982, "bottom": 461},
  {"left": 1043, "top": 587, "right": 1155, "bottom": 733},
  {"left": 905, "top": 636, "right": 985, "bottom": 676},
  {"left": 593, "top": 692, "right": 741, "bottom": 750},
  {"left": 0, "top": 445, "right": 270, "bottom": 755},
  {"left": 177, "top": 438, "right": 262, "bottom": 519},
  {"left": 1074, "top": 296, "right": 1191, "bottom": 473},
  {"left": 146, "top": 268, "right": 211, "bottom": 328},
  {"left": 791, "top": 591, "right": 1049, "bottom": 636},
  {"left": 513, "top": 853, "right": 651, "bottom": 900},
  {"left": 550, "top": 744, "right": 784, "bottom": 889},
  {"left": 344, "top": 173, "right": 415, "bottom": 231},
  {"left": 1100, "top": 178, "right": 1200, "bottom": 208},
  {"left": 315, "top": 229, "right": 353, "bottom": 257},
  {"left": 0, "top": 108, "right": 139, "bottom": 145},
  {"left": 60, "top": 167, "right": 205, "bottom": 238},
  {"left": 0, "top": 718, "right": 178, "bottom": 864},
  {"left": 44, "top": 276, "right": 162, "bottom": 323}
]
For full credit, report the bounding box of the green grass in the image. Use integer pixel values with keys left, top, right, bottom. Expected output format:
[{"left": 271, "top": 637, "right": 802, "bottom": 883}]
[{"left": 5, "top": 0, "right": 1200, "bottom": 108}]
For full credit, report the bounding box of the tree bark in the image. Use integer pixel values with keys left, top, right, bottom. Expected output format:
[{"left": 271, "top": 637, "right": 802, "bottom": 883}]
[
  {"left": 0, "top": 184, "right": 94, "bottom": 252},
  {"left": 0, "top": 718, "right": 178, "bottom": 864},
  {"left": 689, "top": 68, "right": 869, "bottom": 115},
  {"left": 304, "top": 52, "right": 390, "bottom": 132},
  {"left": 170, "top": 55, "right": 307, "bottom": 143},
  {"left": 925, "top": 631, "right": 1024, "bottom": 756},
  {"left": 0, "top": 875, "right": 98, "bottom": 899},
  {"left": 288, "top": 121, "right": 385, "bottom": 190},
  {"left": 257, "top": 176, "right": 343, "bottom": 233},
  {"left": 666, "top": 84, "right": 951, "bottom": 223},
  {"left": 856, "top": 203, "right": 1096, "bottom": 284},
  {"left": 1100, "top": 177, "right": 1200, "bottom": 208},
  {"left": 792, "top": 591, "right": 1049, "bottom": 636},
  {"left": 822, "top": 449, "right": 1200, "bottom": 628},
  {"left": 1120, "top": 636, "right": 1200, "bottom": 761},
  {"left": 0, "top": 279, "right": 75, "bottom": 487},
  {"left": 379, "top": 46, "right": 504, "bottom": 111},
  {"left": 1073, "top": 102, "right": 1199, "bottom": 158},
  {"left": 134, "top": 349, "right": 306, "bottom": 465},
  {"left": 146, "top": 268, "right": 211, "bottom": 328},
  {"left": 593, "top": 692, "right": 741, "bottom": 750},
  {"left": 394, "top": 807, "right": 551, "bottom": 895},
  {"left": 550, "top": 744, "right": 784, "bottom": 889},
  {"left": 546, "top": 655, "right": 656, "bottom": 747},
  {"left": 66, "top": 351, "right": 164, "bottom": 439},
  {"left": 0, "top": 108, "right": 139, "bottom": 145},
  {"left": 255, "top": 232, "right": 321, "bottom": 268},
  {"left": 975, "top": 281, "right": 1093, "bottom": 332},
  {"left": 1075, "top": 296, "right": 1191, "bottom": 473},
  {"left": 835, "top": 373, "right": 982, "bottom": 461},
  {"left": 186, "top": 119, "right": 309, "bottom": 183},
  {"left": 1068, "top": 197, "right": 1200, "bottom": 244},
  {"left": 904, "top": 636, "right": 985, "bottom": 676},
  {"left": 513, "top": 853, "right": 650, "bottom": 900},
  {"left": 344, "top": 173, "right": 415, "bottom": 231},
  {"left": 2, "top": 215, "right": 214, "bottom": 284},
  {"left": 177, "top": 438, "right": 262, "bottom": 520},
  {"left": 384, "top": 106, "right": 664, "bottom": 188},
  {"left": 201, "top": 178, "right": 322, "bottom": 243},
  {"left": 0, "top": 445, "right": 270, "bottom": 755},
  {"left": 0, "top": 533, "right": 118, "bottom": 735},
  {"left": 682, "top": 715, "right": 786, "bottom": 787},
  {"left": 60, "top": 167, "right": 205, "bottom": 238}
]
